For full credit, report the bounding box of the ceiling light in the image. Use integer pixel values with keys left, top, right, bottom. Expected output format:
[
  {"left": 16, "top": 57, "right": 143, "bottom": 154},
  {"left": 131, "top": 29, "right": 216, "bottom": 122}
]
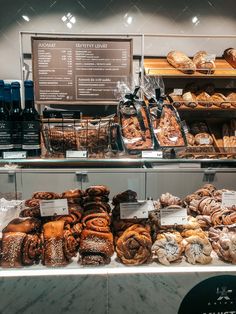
[
  {"left": 61, "top": 15, "right": 67, "bottom": 22},
  {"left": 192, "top": 16, "right": 200, "bottom": 25},
  {"left": 61, "top": 13, "right": 76, "bottom": 28},
  {"left": 127, "top": 16, "right": 133, "bottom": 25},
  {"left": 22, "top": 15, "right": 30, "bottom": 22},
  {"left": 66, "top": 22, "right": 72, "bottom": 29}
]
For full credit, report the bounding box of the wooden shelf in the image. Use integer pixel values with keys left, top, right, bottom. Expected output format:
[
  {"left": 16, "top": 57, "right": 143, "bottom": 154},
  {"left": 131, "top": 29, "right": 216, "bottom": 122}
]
[{"left": 144, "top": 58, "right": 236, "bottom": 77}]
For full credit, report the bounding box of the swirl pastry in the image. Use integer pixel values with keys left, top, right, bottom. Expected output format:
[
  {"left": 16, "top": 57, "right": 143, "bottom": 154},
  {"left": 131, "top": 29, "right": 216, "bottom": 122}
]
[
  {"left": 2, "top": 218, "right": 41, "bottom": 234},
  {"left": 22, "top": 234, "right": 42, "bottom": 266},
  {"left": 32, "top": 191, "right": 61, "bottom": 200},
  {"left": 83, "top": 201, "right": 111, "bottom": 214},
  {"left": 63, "top": 229, "right": 78, "bottom": 260},
  {"left": 159, "top": 192, "right": 182, "bottom": 207},
  {"left": 82, "top": 212, "right": 110, "bottom": 233},
  {"left": 152, "top": 232, "right": 184, "bottom": 265},
  {"left": 1, "top": 232, "right": 26, "bottom": 268},
  {"left": 25, "top": 199, "right": 40, "bottom": 208},
  {"left": 112, "top": 190, "right": 137, "bottom": 205},
  {"left": 183, "top": 235, "right": 212, "bottom": 264},
  {"left": 85, "top": 185, "right": 110, "bottom": 197},
  {"left": 70, "top": 223, "right": 83, "bottom": 240},
  {"left": 61, "top": 189, "right": 85, "bottom": 199},
  {"left": 116, "top": 224, "right": 152, "bottom": 265},
  {"left": 42, "top": 220, "right": 68, "bottom": 267}
]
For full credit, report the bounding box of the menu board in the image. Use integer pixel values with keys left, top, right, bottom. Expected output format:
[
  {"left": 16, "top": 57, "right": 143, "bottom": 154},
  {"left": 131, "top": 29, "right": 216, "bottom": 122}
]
[{"left": 31, "top": 37, "right": 133, "bottom": 104}]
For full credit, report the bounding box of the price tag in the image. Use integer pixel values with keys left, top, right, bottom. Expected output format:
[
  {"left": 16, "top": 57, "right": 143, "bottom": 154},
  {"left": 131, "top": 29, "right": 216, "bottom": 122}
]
[
  {"left": 40, "top": 199, "right": 69, "bottom": 217},
  {"left": 3, "top": 151, "right": 27, "bottom": 159},
  {"left": 199, "top": 138, "right": 210, "bottom": 145},
  {"left": 66, "top": 150, "right": 87, "bottom": 158},
  {"left": 160, "top": 206, "right": 187, "bottom": 226},
  {"left": 120, "top": 200, "right": 154, "bottom": 219},
  {"left": 173, "top": 89, "right": 183, "bottom": 96},
  {"left": 204, "top": 54, "right": 216, "bottom": 62},
  {"left": 142, "top": 150, "right": 163, "bottom": 158},
  {"left": 222, "top": 191, "right": 236, "bottom": 208}
]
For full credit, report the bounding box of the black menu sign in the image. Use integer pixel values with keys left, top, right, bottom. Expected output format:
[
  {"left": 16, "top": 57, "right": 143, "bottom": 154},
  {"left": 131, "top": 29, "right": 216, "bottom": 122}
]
[{"left": 31, "top": 37, "right": 133, "bottom": 104}]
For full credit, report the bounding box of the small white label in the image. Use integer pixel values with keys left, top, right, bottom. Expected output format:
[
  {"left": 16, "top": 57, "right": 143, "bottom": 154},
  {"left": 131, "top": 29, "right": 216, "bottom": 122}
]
[
  {"left": 120, "top": 200, "right": 154, "bottom": 219},
  {"left": 40, "top": 199, "right": 69, "bottom": 217},
  {"left": 173, "top": 89, "right": 183, "bottom": 96},
  {"left": 3, "top": 151, "right": 27, "bottom": 159},
  {"left": 66, "top": 150, "right": 87, "bottom": 158},
  {"left": 222, "top": 191, "right": 236, "bottom": 208},
  {"left": 204, "top": 54, "right": 216, "bottom": 62},
  {"left": 160, "top": 207, "right": 188, "bottom": 226},
  {"left": 199, "top": 138, "right": 210, "bottom": 145},
  {"left": 142, "top": 150, "right": 163, "bottom": 158}
]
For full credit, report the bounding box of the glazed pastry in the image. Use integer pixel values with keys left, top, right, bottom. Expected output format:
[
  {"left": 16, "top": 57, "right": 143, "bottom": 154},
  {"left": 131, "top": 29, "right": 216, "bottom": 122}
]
[
  {"left": 61, "top": 189, "right": 85, "bottom": 199},
  {"left": 196, "top": 92, "right": 212, "bottom": 107},
  {"left": 2, "top": 218, "right": 41, "bottom": 234},
  {"left": 1, "top": 232, "right": 26, "bottom": 267},
  {"left": 167, "top": 51, "right": 196, "bottom": 74},
  {"left": 42, "top": 220, "right": 68, "bottom": 267},
  {"left": 223, "top": 48, "right": 236, "bottom": 68},
  {"left": 151, "top": 232, "right": 184, "bottom": 265},
  {"left": 32, "top": 191, "right": 61, "bottom": 200},
  {"left": 159, "top": 192, "right": 182, "bottom": 207},
  {"left": 155, "top": 105, "right": 185, "bottom": 147},
  {"left": 183, "top": 235, "right": 212, "bottom": 264},
  {"left": 21, "top": 234, "right": 42, "bottom": 266},
  {"left": 25, "top": 198, "right": 40, "bottom": 208},
  {"left": 193, "top": 51, "right": 216, "bottom": 74},
  {"left": 85, "top": 185, "right": 110, "bottom": 197},
  {"left": 116, "top": 224, "right": 152, "bottom": 265},
  {"left": 182, "top": 92, "right": 198, "bottom": 108}
]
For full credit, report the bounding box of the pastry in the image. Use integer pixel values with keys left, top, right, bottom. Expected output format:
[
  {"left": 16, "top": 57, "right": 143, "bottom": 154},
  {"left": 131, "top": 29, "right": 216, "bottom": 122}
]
[
  {"left": 32, "top": 191, "right": 61, "bottom": 200},
  {"left": 85, "top": 185, "right": 110, "bottom": 197},
  {"left": 182, "top": 92, "right": 197, "bottom": 108},
  {"left": 159, "top": 192, "right": 182, "bottom": 207},
  {"left": 42, "top": 220, "right": 68, "bottom": 267},
  {"left": 21, "top": 234, "right": 42, "bottom": 266},
  {"left": 25, "top": 199, "right": 40, "bottom": 208},
  {"left": 1, "top": 232, "right": 26, "bottom": 267},
  {"left": 196, "top": 92, "right": 212, "bottom": 107},
  {"left": 116, "top": 224, "right": 152, "bottom": 265},
  {"left": 223, "top": 48, "right": 236, "bottom": 68},
  {"left": 193, "top": 51, "right": 216, "bottom": 74},
  {"left": 20, "top": 207, "right": 41, "bottom": 218},
  {"left": 61, "top": 189, "right": 85, "bottom": 199},
  {"left": 112, "top": 190, "right": 137, "bottom": 205},
  {"left": 63, "top": 229, "right": 78, "bottom": 260},
  {"left": 183, "top": 235, "right": 212, "bottom": 264},
  {"left": 2, "top": 218, "right": 41, "bottom": 234},
  {"left": 151, "top": 232, "right": 184, "bottom": 265},
  {"left": 167, "top": 51, "right": 196, "bottom": 74}
]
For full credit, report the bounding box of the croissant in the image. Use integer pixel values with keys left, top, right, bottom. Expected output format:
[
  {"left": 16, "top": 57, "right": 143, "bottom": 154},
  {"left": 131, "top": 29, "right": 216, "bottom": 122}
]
[{"left": 116, "top": 224, "right": 152, "bottom": 265}]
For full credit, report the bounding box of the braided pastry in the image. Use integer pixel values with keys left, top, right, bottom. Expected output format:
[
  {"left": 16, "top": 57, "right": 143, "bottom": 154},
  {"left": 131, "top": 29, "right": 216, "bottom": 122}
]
[
  {"left": 116, "top": 224, "right": 152, "bottom": 265},
  {"left": 152, "top": 232, "right": 184, "bottom": 265},
  {"left": 211, "top": 208, "right": 236, "bottom": 226},
  {"left": 196, "top": 215, "right": 212, "bottom": 229}
]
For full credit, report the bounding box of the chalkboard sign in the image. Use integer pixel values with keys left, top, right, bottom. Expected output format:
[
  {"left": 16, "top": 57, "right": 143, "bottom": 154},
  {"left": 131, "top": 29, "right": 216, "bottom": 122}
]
[{"left": 31, "top": 37, "right": 133, "bottom": 104}]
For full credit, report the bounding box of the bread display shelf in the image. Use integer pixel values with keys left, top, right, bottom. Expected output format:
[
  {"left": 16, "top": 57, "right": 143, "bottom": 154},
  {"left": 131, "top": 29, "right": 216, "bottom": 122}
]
[
  {"left": 173, "top": 103, "right": 236, "bottom": 111},
  {"left": 144, "top": 58, "right": 236, "bottom": 77}
]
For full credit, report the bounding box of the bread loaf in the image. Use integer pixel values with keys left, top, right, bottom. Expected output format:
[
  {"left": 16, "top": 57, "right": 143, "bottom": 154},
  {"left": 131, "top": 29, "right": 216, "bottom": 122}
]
[
  {"left": 211, "top": 93, "right": 231, "bottom": 109},
  {"left": 223, "top": 48, "right": 236, "bottom": 68},
  {"left": 167, "top": 51, "right": 196, "bottom": 74},
  {"left": 196, "top": 92, "right": 212, "bottom": 107},
  {"left": 227, "top": 92, "right": 236, "bottom": 108},
  {"left": 182, "top": 92, "right": 197, "bottom": 108},
  {"left": 193, "top": 51, "right": 215, "bottom": 74}
]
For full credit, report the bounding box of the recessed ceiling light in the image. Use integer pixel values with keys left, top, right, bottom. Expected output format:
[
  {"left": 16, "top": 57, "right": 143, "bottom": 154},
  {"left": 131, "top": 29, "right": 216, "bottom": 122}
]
[{"left": 22, "top": 15, "right": 30, "bottom": 22}]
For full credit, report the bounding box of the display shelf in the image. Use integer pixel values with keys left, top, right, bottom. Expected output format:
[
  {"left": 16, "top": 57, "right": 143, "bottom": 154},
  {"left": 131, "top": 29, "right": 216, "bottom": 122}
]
[{"left": 144, "top": 57, "right": 236, "bottom": 77}]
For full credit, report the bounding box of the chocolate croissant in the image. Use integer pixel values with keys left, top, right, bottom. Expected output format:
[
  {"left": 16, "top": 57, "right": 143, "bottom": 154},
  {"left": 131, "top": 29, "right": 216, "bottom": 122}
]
[{"left": 116, "top": 224, "right": 152, "bottom": 265}]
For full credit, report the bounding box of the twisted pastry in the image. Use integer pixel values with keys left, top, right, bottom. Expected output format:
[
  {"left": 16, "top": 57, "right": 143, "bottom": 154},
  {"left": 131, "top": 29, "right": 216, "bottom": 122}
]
[
  {"left": 152, "top": 232, "right": 184, "bottom": 265},
  {"left": 210, "top": 227, "right": 236, "bottom": 263},
  {"left": 2, "top": 218, "right": 41, "bottom": 234},
  {"left": 116, "top": 224, "right": 152, "bottom": 265},
  {"left": 183, "top": 235, "right": 212, "bottom": 264},
  {"left": 211, "top": 208, "right": 236, "bottom": 226},
  {"left": 85, "top": 185, "right": 110, "bottom": 197},
  {"left": 32, "top": 191, "right": 61, "bottom": 200},
  {"left": 196, "top": 215, "right": 212, "bottom": 229},
  {"left": 22, "top": 234, "right": 42, "bottom": 266},
  {"left": 159, "top": 193, "right": 182, "bottom": 207}
]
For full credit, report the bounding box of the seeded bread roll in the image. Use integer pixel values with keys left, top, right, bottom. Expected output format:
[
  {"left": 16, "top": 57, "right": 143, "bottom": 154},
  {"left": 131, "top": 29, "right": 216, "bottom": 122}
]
[
  {"left": 193, "top": 51, "right": 215, "bottom": 74},
  {"left": 167, "top": 51, "right": 196, "bottom": 74},
  {"left": 223, "top": 48, "right": 236, "bottom": 68}
]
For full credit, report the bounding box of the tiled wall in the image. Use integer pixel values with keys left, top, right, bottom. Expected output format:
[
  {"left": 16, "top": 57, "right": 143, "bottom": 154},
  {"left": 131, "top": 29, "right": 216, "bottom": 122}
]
[{"left": 0, "top": 0, "right": 235, "bottom": 79}]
